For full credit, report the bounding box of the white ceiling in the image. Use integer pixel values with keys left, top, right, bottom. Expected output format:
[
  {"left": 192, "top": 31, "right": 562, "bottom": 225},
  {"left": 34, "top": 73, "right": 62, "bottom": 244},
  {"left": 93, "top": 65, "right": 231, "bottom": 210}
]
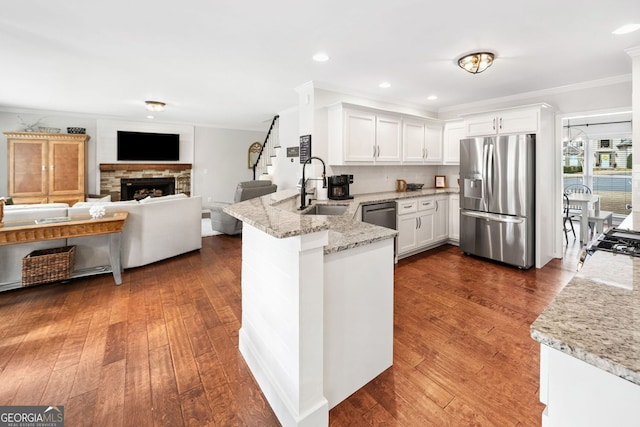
[{"left": 1, "top": 0, "right": 639, "bottom": 131}]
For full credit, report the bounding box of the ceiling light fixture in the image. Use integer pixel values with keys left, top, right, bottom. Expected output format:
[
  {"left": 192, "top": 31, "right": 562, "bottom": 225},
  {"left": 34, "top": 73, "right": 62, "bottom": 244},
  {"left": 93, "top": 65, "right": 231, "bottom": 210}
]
[
  {"left": 612, "top": 24, "right": 640, "bottom": 35},
  {"left": 379, "top": 82, "right": 391, "bottom": 88},
  {"left": 457, "top": 52, "right": 495, "bottom": 74},
  {"left": 427, "top": 95, "right": 438, "bottom": 101},
  {"left": 312, "top": 52, "right": 329, "bottom": 62},
  {"left": 145, "top": 100, "right": 166, "bottom": 112}
]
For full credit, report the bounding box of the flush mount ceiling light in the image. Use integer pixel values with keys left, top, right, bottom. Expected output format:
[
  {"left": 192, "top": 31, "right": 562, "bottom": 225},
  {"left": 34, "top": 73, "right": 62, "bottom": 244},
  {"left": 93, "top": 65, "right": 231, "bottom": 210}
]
[
  {"left": 379, "top": 81, "right": 391, "bottom": 88},
  {"left": 145, "top": 100, "right": 166, "bottom": 112},
  {"left": 427, "top": 95, "right": 438, "bottom": 101},
  {"left": 458, "top": 52, "right": 495, "bottom": 74}
]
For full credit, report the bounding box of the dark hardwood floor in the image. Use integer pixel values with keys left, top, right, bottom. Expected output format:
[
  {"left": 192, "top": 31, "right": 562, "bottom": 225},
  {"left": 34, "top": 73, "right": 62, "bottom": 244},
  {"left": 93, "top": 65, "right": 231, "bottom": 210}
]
[{"left": 0, "top": 234, "right": 582, "bottom": 426}]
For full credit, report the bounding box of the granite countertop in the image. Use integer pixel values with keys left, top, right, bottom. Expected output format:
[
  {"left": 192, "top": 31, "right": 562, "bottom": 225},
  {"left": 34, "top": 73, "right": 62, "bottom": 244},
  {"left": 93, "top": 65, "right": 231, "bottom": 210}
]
[
  {"left": 530, "top": 213, "right": 640, "bottom": 385},
  {"left": 224, "top": 187, "right": 458, "bottom": 254}
]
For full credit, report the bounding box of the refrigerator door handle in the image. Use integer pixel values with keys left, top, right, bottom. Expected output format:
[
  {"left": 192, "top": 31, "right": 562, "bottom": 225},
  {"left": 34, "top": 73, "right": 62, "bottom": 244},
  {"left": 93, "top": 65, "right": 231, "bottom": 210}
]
[
  {"left": 487, "top": 142, "right": 494, "bottom": 202},
  {"left": 461, "top": 210, "right": 525, "bottom": 224}
]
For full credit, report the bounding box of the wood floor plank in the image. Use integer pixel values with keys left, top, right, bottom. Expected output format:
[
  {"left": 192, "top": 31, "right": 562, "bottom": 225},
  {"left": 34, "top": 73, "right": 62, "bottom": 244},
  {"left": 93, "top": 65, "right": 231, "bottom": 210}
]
[
  {"left": 149, "top": 345, "right": 184, "bottom": 427},
  {"left": 93, "top": 359, "right": 126, "bottom": 427},
  {"left": 123, "top": 327, "right": 153, "bottom": 426}
]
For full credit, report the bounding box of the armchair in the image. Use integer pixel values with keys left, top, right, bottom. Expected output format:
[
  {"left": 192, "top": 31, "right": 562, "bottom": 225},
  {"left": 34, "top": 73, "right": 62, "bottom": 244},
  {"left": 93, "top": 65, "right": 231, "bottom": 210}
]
[{"left": 209, "top": 180, "right": 277, "bottom": 235}]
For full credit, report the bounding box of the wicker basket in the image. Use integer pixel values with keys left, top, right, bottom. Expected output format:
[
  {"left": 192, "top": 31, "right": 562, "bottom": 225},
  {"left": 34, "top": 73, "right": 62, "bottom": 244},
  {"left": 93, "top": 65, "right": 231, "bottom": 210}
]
[{"left": 22, "top": 246, "right": 75, "bottom": 287}]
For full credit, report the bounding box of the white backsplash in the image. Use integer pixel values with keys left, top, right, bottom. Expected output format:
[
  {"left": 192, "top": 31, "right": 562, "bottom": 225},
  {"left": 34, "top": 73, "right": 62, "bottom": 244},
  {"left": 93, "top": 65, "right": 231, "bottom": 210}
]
[{"left": 330, "top": 165, "right": 460, "bottom": 195}]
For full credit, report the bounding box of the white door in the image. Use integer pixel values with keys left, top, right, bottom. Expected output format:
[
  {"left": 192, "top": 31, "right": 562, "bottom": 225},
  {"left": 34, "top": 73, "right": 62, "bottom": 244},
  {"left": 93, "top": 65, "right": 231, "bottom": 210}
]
[
  {"left": 434, "top": 196, "right": 449, "bottom": 241},
  {"left": 397, "top": 214, "right": 418, "bottom": 254},
  {"left": 416, "top": 211, "right": 435, "bottom": 247},
  {"left": 443, "top": 121, "right": 465, "bottom": 164}
]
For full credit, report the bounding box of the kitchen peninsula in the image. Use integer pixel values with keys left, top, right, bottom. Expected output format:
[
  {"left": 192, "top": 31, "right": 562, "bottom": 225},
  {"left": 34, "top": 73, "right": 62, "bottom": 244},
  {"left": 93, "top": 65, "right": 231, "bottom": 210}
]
[
  {"left": 224, "top": 187, "right": 455, "bottom": 427},
  {"left": 530, "top": 214, "right": 640, "bottom": 426}
]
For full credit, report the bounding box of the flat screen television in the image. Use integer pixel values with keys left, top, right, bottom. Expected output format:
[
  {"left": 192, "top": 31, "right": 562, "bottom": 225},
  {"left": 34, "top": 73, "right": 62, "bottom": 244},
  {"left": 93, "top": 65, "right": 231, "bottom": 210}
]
[{"left": 117, "top": 131, "right": 180, "bottom": 161}]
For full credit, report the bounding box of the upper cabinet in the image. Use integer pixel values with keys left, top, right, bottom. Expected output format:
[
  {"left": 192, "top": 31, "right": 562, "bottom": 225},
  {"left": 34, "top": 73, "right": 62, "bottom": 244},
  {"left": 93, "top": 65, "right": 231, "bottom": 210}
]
[
  {"left": 332, "top": 107, "right": 402, "bottom": 164},
  {"left": 442, "top": 120, "right": 465, "bottom": 165},
  {"left": 402, "top": 118, "right": 443, "bottom": 164},
  {"left": 464, "top": 108, "right": 539, "bottom": 136},
  {"left": 328, "top": 103, "right": 442, "bottom": 166}
]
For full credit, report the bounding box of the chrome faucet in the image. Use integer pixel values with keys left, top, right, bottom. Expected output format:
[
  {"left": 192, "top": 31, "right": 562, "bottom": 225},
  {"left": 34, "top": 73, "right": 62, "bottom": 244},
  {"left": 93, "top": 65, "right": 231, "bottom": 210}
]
[{"left": 299, "top": 156, "right": 327, "bottom": 210}]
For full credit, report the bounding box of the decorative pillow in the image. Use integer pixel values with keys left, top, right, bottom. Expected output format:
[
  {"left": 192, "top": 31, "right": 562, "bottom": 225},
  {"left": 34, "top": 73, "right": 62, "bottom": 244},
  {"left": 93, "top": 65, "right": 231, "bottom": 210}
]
[
  {"left": 138, "top": 193, "right": 188, "bottom": 204},
  {"left": 86, "top": 194, "right": 112, "bottom": 203}
]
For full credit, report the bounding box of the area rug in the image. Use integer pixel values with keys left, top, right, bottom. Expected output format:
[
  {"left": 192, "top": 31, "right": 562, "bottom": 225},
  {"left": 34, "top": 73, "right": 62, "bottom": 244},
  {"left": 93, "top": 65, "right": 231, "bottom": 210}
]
[{"left": 202, "top": 218, "right": 222, "bottom": 237}]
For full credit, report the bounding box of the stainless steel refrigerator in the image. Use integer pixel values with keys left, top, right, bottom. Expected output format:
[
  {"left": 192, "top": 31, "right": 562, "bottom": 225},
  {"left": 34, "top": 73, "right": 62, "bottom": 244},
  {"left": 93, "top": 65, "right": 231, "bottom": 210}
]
[{"left": 460, "top": 134, "right": 535, "bottom": 269}]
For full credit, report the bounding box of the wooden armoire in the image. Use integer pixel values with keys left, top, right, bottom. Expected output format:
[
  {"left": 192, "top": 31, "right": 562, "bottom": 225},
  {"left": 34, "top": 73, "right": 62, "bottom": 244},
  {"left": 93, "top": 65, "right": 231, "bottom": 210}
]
[{"left": 4, "top": 132, "right": 89, "bottom": 205}]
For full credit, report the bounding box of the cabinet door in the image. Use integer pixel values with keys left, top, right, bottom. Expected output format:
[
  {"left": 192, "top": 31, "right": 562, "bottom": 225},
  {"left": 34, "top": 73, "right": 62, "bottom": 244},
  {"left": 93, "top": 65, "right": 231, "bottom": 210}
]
[
  {"left": 48, "top": 138, "right": 85, "bottom": 195},
  {"left": 402, "top": 119, "right": 426, "bottom": 163},
  {"left": 376, "top": 114, "right": 402, "bottom": 162},
  {"left": 397, "top": 214, "right": 418, "bottom": 254},
  {"left": 424, "top": 123, "right": 443, "bottom": 163},
  {"left": 434, "top": 196, "right": 449, "bottom": 242},
  {"left": 498, "top": 109, "right": 538, "bottom": 134},
  {"left": 416, "top": 211, "right": 435, "bottom": 247},
  {"left": 8, "top": 138, "right": 47, "bottom": 198},
  {"left": 344, "top": 109, "right": 376, "bottom": 162},
  {"left": 465, "top": 115, "right": 498, "bottom": 136},
  {"left": 449, "top": 195, "right": 460, "bottom": 242},
  {"left": 443, "top": 121, "right": 465, "bottom": 164}
]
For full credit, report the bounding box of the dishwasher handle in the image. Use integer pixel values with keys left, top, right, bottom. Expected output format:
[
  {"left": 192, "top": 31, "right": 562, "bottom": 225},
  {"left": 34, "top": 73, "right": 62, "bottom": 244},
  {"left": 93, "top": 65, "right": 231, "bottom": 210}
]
[{"left": 364, "top": 206, "right": 396, "bottom": 214}]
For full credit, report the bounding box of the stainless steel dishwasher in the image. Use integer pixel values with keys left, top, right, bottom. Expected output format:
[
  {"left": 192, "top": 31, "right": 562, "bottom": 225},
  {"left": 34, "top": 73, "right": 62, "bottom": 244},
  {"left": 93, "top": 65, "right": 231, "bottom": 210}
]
[{"left": 362, "top": 201, "right": 397, "bottom": 230}]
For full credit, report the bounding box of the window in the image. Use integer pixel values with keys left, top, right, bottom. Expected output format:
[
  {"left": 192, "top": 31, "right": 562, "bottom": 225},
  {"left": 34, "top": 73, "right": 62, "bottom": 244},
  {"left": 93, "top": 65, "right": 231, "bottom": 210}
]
[{"left": 562, "top": 112, "right": 632, "bottom": 219}]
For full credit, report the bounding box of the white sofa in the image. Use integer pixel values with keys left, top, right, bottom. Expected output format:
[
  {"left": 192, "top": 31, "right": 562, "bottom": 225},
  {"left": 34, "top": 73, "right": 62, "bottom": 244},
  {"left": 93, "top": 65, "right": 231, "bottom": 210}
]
[{"left": 0, "top": 195, "right": 202, "bottom": 285}]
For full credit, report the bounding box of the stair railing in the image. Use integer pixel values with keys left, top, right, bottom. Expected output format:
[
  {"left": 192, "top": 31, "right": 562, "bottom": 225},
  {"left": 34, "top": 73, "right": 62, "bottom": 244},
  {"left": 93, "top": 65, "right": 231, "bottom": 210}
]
[{"left": 252, "top": 115, "right": 280, "bottom": 180}]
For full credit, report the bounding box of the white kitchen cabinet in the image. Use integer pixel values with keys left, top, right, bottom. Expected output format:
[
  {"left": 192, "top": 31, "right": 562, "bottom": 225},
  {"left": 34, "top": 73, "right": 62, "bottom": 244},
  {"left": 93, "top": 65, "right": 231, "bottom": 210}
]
[
  {"left": 343, "top": 109, "right": 377, "bottom": 161},
  {"left": 433, "top": 195, "right": 449, "bottom": 242},
  {"left": 328, "top": 104, "right": 402, "bottom": 165},
  {"left": 403, "top": 119, "right": 443, "bottom": 164},
  {"left": 443, "top": 120, "right": 465, "bottom": 165},
  {"left": 449, "top": 194, "right": 459, "bottom": 243},
  {"left": 464, "top": 108, "right": 539, "bottom": 136},
  {"left": 375, "top": 114, "right": 402, "bottom": 162},
  {"left": 397, "top": 196, "right": 448, "bottom": 258}
]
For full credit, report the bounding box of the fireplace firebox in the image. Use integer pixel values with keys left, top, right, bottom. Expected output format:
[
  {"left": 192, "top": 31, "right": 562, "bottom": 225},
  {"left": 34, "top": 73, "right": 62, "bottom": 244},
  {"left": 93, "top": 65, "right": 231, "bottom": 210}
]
[{"left": 120, "top": 178, "right": 175, "bottom": 201}]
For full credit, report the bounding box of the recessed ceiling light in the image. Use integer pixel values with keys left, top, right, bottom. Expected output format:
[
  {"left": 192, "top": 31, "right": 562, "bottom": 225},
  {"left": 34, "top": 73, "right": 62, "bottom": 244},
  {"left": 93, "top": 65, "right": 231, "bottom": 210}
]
[
  {"left": 312, "top": 52, "right": 329, "bottom": 62},
  {"left": 379, "top": 82, "right": 391, "bottom": 89},
  {"left": 147, "top": 115, "right": 155, "bottom": 120},
  {"left": 427, "top": 95, "right": 438, "bottom": 101},
  {"left": 612, "top": 24, "right": 640, "bottom": 34}
]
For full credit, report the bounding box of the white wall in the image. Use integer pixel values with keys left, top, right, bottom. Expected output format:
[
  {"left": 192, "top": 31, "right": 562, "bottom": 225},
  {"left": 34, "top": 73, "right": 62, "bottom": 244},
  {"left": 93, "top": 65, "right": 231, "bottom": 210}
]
[{"left": 193, "top": 127, "right": 263, "bottom": 204}]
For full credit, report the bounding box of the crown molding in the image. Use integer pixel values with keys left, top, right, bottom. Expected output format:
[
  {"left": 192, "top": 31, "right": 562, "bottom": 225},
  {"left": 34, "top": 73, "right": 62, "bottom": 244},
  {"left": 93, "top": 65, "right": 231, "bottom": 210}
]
[
  {"left": 438, "top": 74, "right": 632, "bottom": 114},
  {"left": 625, "top": 46, "right": 640, "bottom": 58}
]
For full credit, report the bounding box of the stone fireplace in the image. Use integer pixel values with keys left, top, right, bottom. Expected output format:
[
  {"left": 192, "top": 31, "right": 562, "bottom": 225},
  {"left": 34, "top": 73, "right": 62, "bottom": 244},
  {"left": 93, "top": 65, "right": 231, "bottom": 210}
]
[
  {"left": 120, "top": 177, "right": 176, "bottom": 201},
  {"left": 100, "top": 163, "right": 192, "bottom": 201}
]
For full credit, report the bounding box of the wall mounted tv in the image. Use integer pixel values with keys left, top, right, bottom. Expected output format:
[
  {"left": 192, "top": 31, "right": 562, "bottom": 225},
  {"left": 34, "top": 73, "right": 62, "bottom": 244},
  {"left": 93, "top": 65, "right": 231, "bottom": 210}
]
[{"left": 117, "top": 131, "right": 180, "bottom": 161}]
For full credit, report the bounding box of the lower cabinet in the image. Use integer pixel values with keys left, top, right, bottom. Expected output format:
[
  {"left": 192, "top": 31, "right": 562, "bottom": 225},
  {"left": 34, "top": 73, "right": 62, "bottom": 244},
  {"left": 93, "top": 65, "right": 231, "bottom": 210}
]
[
  {"left": 449, "top": 194, "right": 459, "bottom": 243},
  {"left": 396, "top": 195, "right": 449, "bottom": 258}
]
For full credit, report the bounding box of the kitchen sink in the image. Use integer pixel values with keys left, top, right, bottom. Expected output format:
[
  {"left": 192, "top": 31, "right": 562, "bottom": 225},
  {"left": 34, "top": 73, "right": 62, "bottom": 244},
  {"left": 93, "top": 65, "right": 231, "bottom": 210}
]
[{"left": 302, "top": 204, "right": 348, "bottom": 216}]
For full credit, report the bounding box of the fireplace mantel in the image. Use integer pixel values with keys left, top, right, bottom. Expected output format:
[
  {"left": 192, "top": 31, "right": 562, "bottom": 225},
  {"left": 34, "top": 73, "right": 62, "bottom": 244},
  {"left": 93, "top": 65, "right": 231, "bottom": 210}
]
[{"left": 100, "top": 163, "right": 192, "bottom": 172}]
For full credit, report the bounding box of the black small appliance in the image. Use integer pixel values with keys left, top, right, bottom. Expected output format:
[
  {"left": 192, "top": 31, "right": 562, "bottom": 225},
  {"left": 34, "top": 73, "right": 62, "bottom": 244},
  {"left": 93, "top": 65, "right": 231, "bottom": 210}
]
[{"left": 328, "top": 174, "right": 354, "bottom": 200}]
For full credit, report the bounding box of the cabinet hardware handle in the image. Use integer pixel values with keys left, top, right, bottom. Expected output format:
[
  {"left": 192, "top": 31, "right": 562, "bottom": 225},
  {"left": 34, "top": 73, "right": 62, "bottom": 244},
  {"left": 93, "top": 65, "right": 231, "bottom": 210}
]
[
  {"left": 499, "top": 117, "right": 503, "bottom": 129},
  {"left": 425, "top": 147, "right": 428, "bottom": 159},
  {"left": 373, "top": 146, "right": 376, "bottom": 158},
  {"left": 436, "top": 201, "right": 439, "bottom": 211},
  {"left": 493, "top": 118, "right": 496, "bottom": 130},
  {"left": 377, "top": 146, "right": 380, "bottom": 157}
]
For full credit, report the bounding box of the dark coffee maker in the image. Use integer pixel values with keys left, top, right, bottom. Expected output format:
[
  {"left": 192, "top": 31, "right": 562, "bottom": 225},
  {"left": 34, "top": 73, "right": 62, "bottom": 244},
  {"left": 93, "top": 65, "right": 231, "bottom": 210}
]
[{"left": 328, "top": 174, "right": 354, "bottom": 200}]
